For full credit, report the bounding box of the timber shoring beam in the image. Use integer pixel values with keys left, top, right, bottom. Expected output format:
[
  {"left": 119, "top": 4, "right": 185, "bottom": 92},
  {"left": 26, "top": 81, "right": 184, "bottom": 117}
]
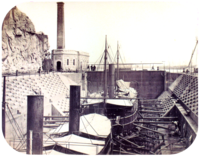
[
  {"left": 152, "top": 141, "right": 165, "bottom": 153},
  {"left": 131, "top": 137, "right": 155, "bottom": 145},
  {"left": 113, "top": 150, "right": 137, "bottom": 155},
  {"left": 43, "top": 120, "right": 69, "bottom": 123},
  {"left": 43, "top": 144, "right": 86, "bottom": 155},
  {"left": 118, "top": 144, "right": 150, "bottom": 153},
  {"left": 44, "top": 116, "right": 69, "bottom": 118},
  {"left": 119, "top": 136, "right": 144, "bottom": 148},
  {"left": 138, "top": 117, "right": 178, "bottom": 119},
  {"left": 132, "top": 123, "right": 165, "bottom": 135},
  {"left": 149, "top": 124, "right": 173, "bottom": 130},
  {"left": 50, "top": 131, "right": 106, "bottom": 141},
  {"left": 141, "top": 106, "right": 164, "bottom": 110},
  {"left": 134, "top": 121, "right": 173, "bottom": 124},
  {"left": 80, "top": 97, "right": 163, "bottom": 100},
  {"left": 138, "top": 117, "right": 178, "bottom": 121},
  {"left": 139, "top": 110, "right": 165, "bottom": 113}
]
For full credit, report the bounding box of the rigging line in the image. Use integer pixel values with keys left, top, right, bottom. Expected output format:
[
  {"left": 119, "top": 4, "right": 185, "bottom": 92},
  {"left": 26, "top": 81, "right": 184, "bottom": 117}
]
[
  {"left": 109, "top": 51, "right": 114, "bottom": 63},
  {"left": 83, "top": 116, "right": 99, "bottom": 136},
  {"left": 119, "top": 52, "right": 126, "bottom": 68},
  {"left": 94, "top": 45, "right": 105, "bottom": 65},
  {"left": 106, "top": 52, "right": 111, "bottom": 64},
  {"left": 119, "top": 51, "right": 127, "bottom": 70},
  {"left": 55, "top": 119, "right": 68, "bottom": 133},
  {"left": 5, "top": 111, "right": 21, "bottom": 140},
  {"left": 188, "top": 39, "right": 198, "bottom": 68},
  {"left": 47, "top": 143, "right": 57, "bottom": 155},
  {"left": 44, "top": 132, "right": 59, "bottom": 144},
  {"left": 97, "top": 52, "right": 104, "bottom": 71},
  {"left": 109, "top": 46, "right": 115, "bottom": 61},
  {"left": 44, "top": 118, "right": 67, "bottom": 143},
  {"left": 94, "top": 52, "right": 102, "bottom": 64},
  {"left": 110, "top": 46, "right": 116, "bottom": 62},
  {"left": 6, "top": 103, "right": 24, "bottom": 138},
  {"left": 113, "top": 52, "right": 117, "bottom": 64},
  {"left": 66, "top": 132, "right": 73, "bottom": 142},
  {"left": 15, "top": 133, "right": 27, "bottom": 150},
  {"left": 6, "top": 104, "right": 23, "bottom": 137},
  {"left": 94, "top": 51, "right": 104, "bottom": 65},
  {"left": 16, "top": 137, "right": 27, "bottom": 151},
  {"left": 107, "top": 52, "right": 113, "bottom": 64},
  {"left": 80, "top": 117, "right": 93, "bottom": 144},
  {"left": 118, "top": 50, "right": 130, "bottom": 81}
]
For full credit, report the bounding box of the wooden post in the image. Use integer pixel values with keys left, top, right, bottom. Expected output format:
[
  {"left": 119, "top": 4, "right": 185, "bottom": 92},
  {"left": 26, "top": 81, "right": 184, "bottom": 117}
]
[
  {"left": 27, "top": 95, "right": 44, "bottom": 155},
  {"left": 29, "top": 130, "right": 33, "bottom": 155},
  {"left": 2, "top": 76, "right": 6, "bottom": 138},
  {"left": 69, "top": 85, "right": 80, "bottom": 134}
]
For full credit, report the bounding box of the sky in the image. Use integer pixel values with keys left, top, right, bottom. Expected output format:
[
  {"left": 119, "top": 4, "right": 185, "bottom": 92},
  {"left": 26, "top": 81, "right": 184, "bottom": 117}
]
[{"left": 1, "top": 0, "right": 199, "bottom": 67}]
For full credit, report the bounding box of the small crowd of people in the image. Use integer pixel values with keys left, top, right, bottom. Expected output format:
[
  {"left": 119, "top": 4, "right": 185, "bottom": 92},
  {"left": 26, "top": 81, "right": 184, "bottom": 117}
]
[
  {"left": 87, "top": 65, "right": 96, "bottom": 71},
  {"left": 151, "top": 66, "right": 159, "bottom": 70}
]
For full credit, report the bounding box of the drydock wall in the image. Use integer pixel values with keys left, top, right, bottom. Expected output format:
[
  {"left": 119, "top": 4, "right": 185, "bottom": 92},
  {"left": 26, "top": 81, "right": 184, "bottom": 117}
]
[
  {"left": 87, "top": 71, "right": 181, "bottom": 99},
  {"left": 166, "top": 72, "right": 182, "bottom": 90}
]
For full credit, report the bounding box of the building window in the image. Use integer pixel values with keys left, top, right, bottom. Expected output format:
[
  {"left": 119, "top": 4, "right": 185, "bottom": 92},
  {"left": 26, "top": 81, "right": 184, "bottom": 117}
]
[
  {"left": 73, "top": 59, "right": 75, "bottom": 65},
  {"left": 67, "top": 59, "right": 69, "bottom": 65}
]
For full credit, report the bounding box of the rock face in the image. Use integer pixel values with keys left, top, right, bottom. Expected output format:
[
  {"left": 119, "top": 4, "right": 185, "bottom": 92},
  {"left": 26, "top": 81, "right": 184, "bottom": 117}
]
[{"left": 2, "top": 6, "right": 49, "bottom": 73}]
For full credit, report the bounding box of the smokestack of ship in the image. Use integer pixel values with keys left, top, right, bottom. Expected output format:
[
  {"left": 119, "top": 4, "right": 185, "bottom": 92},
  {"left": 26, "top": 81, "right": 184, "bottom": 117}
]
[{"left": 109, "top": 64, "right": 115, "bottom": 98}]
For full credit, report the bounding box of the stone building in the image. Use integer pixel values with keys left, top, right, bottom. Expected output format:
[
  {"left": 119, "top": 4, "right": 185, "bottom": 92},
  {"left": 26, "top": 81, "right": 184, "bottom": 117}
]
[
  {"left": 52, "top": 2, "right": 89, "bottom": 72},
  {"left": 52, "top": 49, "right": 89, "bottom": 72}
]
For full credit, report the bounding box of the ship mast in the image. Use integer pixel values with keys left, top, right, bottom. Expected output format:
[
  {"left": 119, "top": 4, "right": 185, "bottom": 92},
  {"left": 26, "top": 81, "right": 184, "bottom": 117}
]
[
  {"left": 104, "top": 35, "right": 108, "bottom": 101},
  {"left": 117, "top": 41, "right": 119, "bottom": 81}
]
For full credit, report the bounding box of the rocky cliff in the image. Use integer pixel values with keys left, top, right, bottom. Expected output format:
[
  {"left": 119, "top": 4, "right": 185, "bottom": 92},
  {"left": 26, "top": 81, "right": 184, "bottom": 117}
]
[{"left": 2, "top": 6, "right": 49, "bottom": 73}]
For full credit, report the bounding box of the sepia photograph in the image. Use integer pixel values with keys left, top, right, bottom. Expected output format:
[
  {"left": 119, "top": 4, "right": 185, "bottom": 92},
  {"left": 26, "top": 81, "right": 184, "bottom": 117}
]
[{"left": 1, "top": 0, "right": 199, "bottom": 155}]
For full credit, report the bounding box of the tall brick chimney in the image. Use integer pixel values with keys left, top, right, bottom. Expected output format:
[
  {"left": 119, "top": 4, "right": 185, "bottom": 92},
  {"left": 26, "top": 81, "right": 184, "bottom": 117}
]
[{"left": 57, "top": 2, "right": 65, "bottom": 49}]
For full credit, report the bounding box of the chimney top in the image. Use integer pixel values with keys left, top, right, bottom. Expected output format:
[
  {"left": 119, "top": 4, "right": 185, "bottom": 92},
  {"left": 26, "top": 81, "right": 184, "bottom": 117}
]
[{"left": 57, "top": 2, "right": 64, "bottom": 5}]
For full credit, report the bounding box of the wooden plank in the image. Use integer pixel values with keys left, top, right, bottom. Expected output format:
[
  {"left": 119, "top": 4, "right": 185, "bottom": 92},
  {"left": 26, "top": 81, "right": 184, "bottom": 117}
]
[
  {"left": 140, "top": 117, "right": 177, "bottom": 119},
  {"left": 140, "top": 110, "right": 165, "bottom": 113},
  {"left": 140, "top": 103, "right": 164, "bottom": 105},
  {"left": 132, "top": 123, "right": 165, "bottom": 135},
  {"left": 43, "top": 125, "right": 60, "bottom": 128},
  {"left": 119, "top": 136, "right": 144, "bottom": 148},
  {"left": 134, "top": 121, "right": 173, "bottom": 124},
  {"left": 44, "top": 116, "right": 69, "bottom": 118},
  {"left": 141, "top": 107, "right": 164, "bottom": 110},
  {"left": 43, "top": 120, "right": 69, "bottom": 123}
]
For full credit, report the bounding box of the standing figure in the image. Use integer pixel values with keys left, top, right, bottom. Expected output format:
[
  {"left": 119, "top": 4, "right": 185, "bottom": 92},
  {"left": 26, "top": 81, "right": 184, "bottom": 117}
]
[
  {"left": 38, "top": 67, "right": 41, "bottom": 76},
  {"left": 91, "top": 65, "right": 93, "bottom": 71}
]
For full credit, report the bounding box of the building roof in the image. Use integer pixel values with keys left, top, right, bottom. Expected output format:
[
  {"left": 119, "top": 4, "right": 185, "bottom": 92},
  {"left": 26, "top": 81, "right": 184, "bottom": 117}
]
[{"left": 52, "top": 49, "right": 89, "bottom": 56}]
